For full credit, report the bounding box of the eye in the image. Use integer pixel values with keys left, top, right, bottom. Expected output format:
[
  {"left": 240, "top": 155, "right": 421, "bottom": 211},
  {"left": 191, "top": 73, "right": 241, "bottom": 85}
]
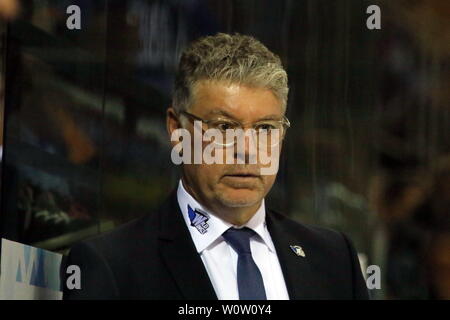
[
  {"left": 214, "top": 121, "right": 236, "bottom": 132},
  {"left": 255, "top": 123, "right": 277, "bottom": 131}
]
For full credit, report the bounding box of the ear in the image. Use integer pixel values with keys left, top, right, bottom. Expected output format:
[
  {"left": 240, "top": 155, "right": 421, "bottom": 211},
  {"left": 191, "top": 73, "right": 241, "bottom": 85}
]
[{"left": 166, "top": 107, "right": 181, "bottom": 148}]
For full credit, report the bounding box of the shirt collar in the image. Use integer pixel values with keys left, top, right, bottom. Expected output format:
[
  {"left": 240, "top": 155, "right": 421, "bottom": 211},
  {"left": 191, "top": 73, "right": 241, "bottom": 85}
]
[{"left": 176, "top": 179, "right": 275, "bottom": 253}]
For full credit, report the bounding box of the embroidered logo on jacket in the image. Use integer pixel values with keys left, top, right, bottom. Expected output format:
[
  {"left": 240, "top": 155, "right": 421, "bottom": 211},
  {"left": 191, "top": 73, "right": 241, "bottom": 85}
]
[
  {"left": 290, "top": 245, "right": 306, "bottom": 257},
  {"left": 187, "top": 205, "right": 209, "bottom": 234}
]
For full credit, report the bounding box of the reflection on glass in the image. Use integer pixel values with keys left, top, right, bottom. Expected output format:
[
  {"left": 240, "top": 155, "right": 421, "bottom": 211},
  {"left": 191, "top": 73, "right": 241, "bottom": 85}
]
[{"left": 0, "top": 0, "right": 447, "bottom": 299}]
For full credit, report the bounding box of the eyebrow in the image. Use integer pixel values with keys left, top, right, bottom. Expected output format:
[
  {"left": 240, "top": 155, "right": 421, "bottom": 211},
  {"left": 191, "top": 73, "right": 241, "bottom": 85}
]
[
  {"left": 256, "top": 115, "right": 283, "bottom": 121},
  {"left": 206, "top": 110, "right": 238, "bottom": 119},
  {"left": 206, "top": 110, "right": 282, "bottom": 122}
]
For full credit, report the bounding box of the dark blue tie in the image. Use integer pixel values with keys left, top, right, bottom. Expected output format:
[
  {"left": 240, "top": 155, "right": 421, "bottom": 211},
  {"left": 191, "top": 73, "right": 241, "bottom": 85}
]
[{"left": 222, "top": 227, "right": 267, "bottom": 300}]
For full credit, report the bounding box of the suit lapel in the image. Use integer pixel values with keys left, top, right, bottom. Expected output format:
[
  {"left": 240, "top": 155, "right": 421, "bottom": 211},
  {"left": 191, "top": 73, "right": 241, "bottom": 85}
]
[
  {"left": 266, "top": 210, "right": 323, "bottom": 299},
  {"left": 156, "top": 190, "right": 324, "bottom": 299},
  {"left": 157, "top": 191, "right": 217, "bottom": 300}
]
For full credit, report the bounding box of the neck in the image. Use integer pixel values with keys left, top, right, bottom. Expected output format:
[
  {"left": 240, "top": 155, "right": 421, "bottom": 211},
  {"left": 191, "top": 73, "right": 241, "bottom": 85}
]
[{"left": 181, "top": 178, "right": 262, "bottom": 226}]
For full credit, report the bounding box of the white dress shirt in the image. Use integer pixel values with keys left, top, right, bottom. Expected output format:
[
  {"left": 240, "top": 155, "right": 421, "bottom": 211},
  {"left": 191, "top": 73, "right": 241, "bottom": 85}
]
[{"left": 176, "top": 180, "right": 290, "bottom": 300}]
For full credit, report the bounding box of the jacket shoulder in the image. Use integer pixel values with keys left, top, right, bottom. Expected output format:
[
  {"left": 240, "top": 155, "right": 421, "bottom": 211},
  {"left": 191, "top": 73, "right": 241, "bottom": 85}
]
[
  {"left": 71, "top": 211, "right": 158, "bottom": 264},
  {"left": 267, "top": 208, "right": 347, "bottom": 250},
  {"left": 267, "top": 208, "right": 370, "bottom": 299}
]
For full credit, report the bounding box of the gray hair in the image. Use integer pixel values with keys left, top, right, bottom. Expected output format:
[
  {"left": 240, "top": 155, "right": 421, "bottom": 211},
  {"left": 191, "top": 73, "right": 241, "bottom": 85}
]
[{"left": 172, "top": 33, "right": 289, "bottom": 113}]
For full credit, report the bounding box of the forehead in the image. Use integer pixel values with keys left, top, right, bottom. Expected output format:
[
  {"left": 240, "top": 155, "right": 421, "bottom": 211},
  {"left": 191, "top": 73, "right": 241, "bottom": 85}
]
[{"left": 190, "top": 80, "right": 283, "bottom": 121}]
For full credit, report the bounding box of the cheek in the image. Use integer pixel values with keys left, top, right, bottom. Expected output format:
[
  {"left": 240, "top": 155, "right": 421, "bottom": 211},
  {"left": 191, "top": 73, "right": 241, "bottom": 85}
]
[{"left": 262, "top": 175, "right": 277, "bottom": 190}]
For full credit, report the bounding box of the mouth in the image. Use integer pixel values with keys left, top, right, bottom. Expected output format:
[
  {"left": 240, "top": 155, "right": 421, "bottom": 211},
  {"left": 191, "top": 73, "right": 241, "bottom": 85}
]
[
  {"left": 223, "top": 173, "right": 260, "bottom": 179},
  {"left": 221, "top": 171, "right": 262, "bottom": 190}
]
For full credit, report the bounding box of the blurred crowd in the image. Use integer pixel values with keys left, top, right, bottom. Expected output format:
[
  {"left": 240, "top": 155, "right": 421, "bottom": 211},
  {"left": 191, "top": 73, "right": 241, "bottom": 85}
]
[{"left": 0, "top": 0, "right": 448, "bottom": 299}]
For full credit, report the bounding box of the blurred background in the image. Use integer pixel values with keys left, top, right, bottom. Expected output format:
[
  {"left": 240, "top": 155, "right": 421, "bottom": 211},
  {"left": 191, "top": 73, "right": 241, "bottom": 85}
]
[{"left": 0, "top": 0, "right": 448, "bottom": 299}]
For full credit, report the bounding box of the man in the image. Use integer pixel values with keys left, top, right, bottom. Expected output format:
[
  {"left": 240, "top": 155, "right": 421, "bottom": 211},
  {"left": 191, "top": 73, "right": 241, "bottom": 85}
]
[{"left": 62, "top": 33, "right": 369, "bottom": 300}]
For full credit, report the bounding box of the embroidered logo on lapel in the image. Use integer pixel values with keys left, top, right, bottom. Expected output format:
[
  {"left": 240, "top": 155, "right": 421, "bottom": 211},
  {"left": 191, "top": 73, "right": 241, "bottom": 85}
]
[
  {"left": 188, "top": 204, "right": 210, "bottom": 234},
  {"left": 290, "top": 245, "right": 306, "bottom": 257}
]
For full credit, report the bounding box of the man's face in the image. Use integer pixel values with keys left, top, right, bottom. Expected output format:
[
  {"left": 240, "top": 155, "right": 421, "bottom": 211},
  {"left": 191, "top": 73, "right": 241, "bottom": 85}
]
[{"left": 167, "top": 80, "right": 284, "bottom": 214}]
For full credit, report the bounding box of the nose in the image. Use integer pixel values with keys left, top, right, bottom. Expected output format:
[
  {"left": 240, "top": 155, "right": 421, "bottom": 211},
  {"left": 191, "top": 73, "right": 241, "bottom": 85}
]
[{"left": 235, "top": 129, "right": 258, "bottom": 164}]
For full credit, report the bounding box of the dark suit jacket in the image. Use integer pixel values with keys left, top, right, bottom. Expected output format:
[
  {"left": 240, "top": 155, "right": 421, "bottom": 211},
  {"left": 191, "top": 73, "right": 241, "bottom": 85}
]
[{"left": 61, "top": 190, "right": 369, "bottom": 299}]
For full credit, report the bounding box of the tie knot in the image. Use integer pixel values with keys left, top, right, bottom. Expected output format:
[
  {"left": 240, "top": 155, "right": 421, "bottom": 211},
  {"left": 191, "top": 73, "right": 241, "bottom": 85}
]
[{"left": 222, "top": 227, "right": 256, "bottom": 255}]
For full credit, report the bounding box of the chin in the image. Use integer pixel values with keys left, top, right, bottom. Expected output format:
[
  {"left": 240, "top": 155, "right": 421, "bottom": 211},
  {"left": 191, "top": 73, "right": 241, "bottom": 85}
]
[{"left": 216, "top": 189, "right": 262, "bottom": 208}]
